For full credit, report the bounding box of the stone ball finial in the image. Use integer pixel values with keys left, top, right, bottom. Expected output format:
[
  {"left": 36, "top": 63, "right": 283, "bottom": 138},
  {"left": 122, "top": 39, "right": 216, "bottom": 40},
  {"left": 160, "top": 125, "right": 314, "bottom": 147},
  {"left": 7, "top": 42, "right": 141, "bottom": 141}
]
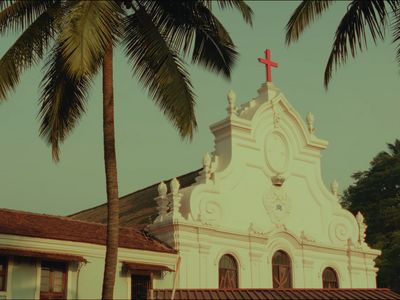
[
  {"left": 330, "top": 179, "right": 339, "bottom": 196},
  {"left": 227, "top": 89, "right": 236, "bottom": 106},
  {"left": 157, "top": 181, "right": 167, "bottom": 197},
  {"left": 203, "top": 152, "right": 211, "bottom": 167},
  {"left": 170, "top": 177, "right": 180, "bottom": 195}
]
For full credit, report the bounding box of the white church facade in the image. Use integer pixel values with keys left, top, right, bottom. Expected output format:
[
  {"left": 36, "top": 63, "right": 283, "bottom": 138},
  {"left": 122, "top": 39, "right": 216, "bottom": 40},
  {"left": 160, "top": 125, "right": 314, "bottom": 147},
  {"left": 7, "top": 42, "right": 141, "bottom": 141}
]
[
  {"left": 145, "top": 80, "right": 380, "bottom": 290},
  {"left": 1, "top": 50, "right": 398, "bottom": 299}
]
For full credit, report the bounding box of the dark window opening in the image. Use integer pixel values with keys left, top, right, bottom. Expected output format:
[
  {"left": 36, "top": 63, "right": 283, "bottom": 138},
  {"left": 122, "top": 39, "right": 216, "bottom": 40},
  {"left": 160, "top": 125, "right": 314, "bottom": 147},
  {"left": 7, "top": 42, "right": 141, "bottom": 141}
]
[
  {"left": 0, "top": 256, "right": 7, "bottom": 291},
  {"left": 219, "top": 254, "right": 238, "bottom": 288},
  {"left": 272, "top": 250, "right": 292, "bottom": 288},
  {"left": 40, "top": 261, "right": 67, "bottom": 300},
  {"left": 131, "top": 274, "right": 151, "bottom": 300},
  {"left": 322, "top": 267, "right": 339, "bottom": 288}
]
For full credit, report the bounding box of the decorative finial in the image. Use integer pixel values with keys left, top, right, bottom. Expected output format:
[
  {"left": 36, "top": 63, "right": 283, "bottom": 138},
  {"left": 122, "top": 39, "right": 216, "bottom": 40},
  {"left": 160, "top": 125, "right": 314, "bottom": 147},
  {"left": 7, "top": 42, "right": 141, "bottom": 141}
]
[
  {"left": 154, "top": 181, "right": 169, "bottom": 223},
  {"left": 330, "top": 179, "right": 339, "bottom": 196},
  {"left": 356, "top": 211, "right": 367, "bottom": 245},
  {"left": 227, "top": 89, "right": 237, "bottom": 116},
  {"left": 203, "top": 152, "right": 211, "bottom": 168},
  {"left": 157, "top": 181, "right": 167, "bottom": 197},
  {"left": 356, "top": 211, "right": 364, "bottom": 224},
  {"left": 271, "top": 174, "right": 285, "bottom": 187},
  {"left": 170, "top": 177, "right": 180, "bottom": 195},
  {"left": 306, "top": 112, "right": 315, "bottom": 134}
]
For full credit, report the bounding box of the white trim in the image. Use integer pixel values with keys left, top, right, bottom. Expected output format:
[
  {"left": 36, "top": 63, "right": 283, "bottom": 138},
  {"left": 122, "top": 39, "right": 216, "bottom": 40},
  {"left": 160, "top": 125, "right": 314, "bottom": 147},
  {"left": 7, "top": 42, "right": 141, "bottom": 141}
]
[{"left": 34, "top": 260, "right": 40, "bottom": 300}]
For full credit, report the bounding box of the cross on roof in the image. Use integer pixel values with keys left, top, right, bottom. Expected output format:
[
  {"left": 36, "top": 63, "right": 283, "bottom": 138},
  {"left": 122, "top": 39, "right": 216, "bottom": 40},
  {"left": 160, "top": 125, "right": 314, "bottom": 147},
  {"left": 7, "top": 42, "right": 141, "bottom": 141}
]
[{"left": 258, "top": 49, "right": 278, "bottom": 82}]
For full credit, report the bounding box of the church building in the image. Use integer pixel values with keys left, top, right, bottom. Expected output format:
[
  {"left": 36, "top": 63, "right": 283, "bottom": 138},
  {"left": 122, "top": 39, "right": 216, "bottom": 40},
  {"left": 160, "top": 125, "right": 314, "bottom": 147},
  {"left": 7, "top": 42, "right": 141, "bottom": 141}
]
[{"left": 1, "top": 50, "right": 399, "bottom": 300}]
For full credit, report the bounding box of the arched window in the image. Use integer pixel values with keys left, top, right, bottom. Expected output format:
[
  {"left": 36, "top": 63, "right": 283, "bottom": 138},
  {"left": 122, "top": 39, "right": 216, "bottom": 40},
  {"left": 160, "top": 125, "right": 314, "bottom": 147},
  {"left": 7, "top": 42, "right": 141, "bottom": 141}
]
[
  {"left": 272, "top": 250, "right": 292, "bottom": 288},
  {"left": 322, "top": 267, "right": 339, "bottom": 288},
  {"left": 218, "top": 254, "right": 238, "bottom": 288}
]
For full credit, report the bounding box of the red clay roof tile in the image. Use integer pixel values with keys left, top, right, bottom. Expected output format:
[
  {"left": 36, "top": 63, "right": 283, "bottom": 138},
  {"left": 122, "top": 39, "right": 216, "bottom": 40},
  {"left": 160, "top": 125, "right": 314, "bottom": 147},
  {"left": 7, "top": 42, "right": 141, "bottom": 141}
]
[
  {"left": 153, "top": 289, "right": 400, "bottom": 300},
  {"left": 0, "top": 208, "right": 175, "bottom": 254}
]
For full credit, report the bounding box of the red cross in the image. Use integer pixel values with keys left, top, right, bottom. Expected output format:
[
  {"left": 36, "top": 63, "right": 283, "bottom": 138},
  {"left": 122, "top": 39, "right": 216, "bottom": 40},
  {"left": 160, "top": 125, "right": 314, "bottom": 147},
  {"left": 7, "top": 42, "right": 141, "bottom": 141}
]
[{"left": 258, "top": 49, "right": 278, "bottom": 82}]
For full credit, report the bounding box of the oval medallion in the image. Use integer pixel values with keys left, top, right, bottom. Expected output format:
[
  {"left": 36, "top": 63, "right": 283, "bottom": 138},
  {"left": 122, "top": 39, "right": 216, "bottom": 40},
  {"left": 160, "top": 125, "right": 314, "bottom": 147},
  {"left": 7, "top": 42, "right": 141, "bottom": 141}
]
[{"left": 265, "top": 131, "right": 289, "bottom": 173}]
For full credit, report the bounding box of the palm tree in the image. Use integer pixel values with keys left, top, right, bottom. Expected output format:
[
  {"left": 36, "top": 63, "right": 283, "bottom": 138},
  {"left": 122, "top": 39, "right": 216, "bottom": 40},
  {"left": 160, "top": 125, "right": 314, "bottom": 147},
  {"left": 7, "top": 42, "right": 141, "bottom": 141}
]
[
  {"left": 285, "top": 1, "right": 400, "bottom": 88},
  {"left": 0, "top": 0, "right": 252, "bottom": 298}
]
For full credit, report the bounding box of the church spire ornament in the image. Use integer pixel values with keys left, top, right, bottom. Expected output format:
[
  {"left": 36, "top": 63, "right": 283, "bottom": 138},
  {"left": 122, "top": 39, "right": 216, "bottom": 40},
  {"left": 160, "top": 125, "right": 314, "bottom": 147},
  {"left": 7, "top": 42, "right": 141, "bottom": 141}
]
[{"left": 258, "top": 49, "right": 278, "bottom": 82}]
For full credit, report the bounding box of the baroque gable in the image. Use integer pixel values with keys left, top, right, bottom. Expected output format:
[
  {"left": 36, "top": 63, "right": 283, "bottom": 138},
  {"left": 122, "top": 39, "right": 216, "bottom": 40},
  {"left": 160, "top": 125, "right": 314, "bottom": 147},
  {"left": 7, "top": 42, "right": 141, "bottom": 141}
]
[{"left": 149, "top": 81, "right": 376, "bottom": 254}]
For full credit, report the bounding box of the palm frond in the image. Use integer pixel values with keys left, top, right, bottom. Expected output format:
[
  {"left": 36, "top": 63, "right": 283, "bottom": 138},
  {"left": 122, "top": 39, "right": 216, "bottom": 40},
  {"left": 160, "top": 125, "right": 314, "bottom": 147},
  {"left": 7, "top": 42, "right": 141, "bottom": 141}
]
[
  {"left": 38, "top": 45, "right": 92, "bottom": 161},
  {"left": 211, "top": 0, "right": 253, "bottom": 26},
  {"left": 286, "top": 0, "right": 334, "bottom": 45},
  {"left": 0, "top": 3, "right": 59, "bottom": 101},
  {"left": 0, "top": 0, "right": 54, "bottom": 34},
  {"left": 123, "top": 7, "right": 197, "bottom": 139},
  {"left": 57, "top": 0, "right": 122, "bottom": 79},
  {"left": 324, "top": 0, "right": 390, "bottom": 88},
  {"left": 392, "top": 5, "right": 400, "bottom": 65},
  {"left": 143, "top": 1, "right": 238, "bottom": 79}
]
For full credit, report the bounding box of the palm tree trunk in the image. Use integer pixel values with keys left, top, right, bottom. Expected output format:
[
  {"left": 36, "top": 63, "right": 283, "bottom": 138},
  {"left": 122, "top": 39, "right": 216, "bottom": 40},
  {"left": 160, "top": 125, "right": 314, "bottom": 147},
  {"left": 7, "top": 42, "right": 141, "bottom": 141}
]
[{"left": 101, "top": 43, "right": 119, "bottom": 300}]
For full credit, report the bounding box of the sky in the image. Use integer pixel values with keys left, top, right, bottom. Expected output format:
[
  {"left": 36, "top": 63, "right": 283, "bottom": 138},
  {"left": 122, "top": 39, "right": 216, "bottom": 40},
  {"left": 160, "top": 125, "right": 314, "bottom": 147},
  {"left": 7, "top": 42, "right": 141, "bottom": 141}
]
[{"left": 1, "top": 2, "right": 399, "bottom": 216}]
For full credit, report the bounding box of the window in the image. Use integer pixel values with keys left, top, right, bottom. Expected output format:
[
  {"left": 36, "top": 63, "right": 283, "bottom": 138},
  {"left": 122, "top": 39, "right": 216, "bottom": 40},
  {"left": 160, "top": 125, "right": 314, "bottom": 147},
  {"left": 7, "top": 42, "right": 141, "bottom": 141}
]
[
  {"left": 0, "top": 256, "right": 7, "bottom": 291},
  {"left": 131, "top": 274, "right": 151, "bottom": 300},
  {"left": 218, "top": 254, "right": 238, "bottom": 288},
  {"left": 272, "top": 250, "right": 292, "bottom": 288},
  {"left": 40, "top": 261, "right": 67, "bottom": 300},
  {"left": 322, "top": 267, "right": 339, "bottom": 288}
]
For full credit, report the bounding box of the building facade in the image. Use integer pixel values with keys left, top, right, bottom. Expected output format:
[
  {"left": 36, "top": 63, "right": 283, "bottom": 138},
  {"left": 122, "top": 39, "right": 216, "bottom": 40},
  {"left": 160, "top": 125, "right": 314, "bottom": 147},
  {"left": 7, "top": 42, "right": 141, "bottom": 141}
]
[
  {"left": 146, "top": 81, "right": 381, "bottom": 290},
  {"left": 1, "top": 66, "right": 394, "bottom": 299}
]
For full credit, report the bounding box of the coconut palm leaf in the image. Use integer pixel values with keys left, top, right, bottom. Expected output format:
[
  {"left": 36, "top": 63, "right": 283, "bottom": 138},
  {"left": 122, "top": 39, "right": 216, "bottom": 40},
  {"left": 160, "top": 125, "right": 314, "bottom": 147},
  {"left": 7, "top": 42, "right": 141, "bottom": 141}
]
[
  {"left": 393, "top": 6, "right": 400, "bottom": 64},
  {"left": 144, "top": 1, "right": 238, "bottom": 79},
  {"left": 57, "top": 0, "right": 122, "bottom": 79},
  {"left": 124, "top": 6, "right": 196, "bottom": 139},
  {"left": 38, "top": 45, "right": 92, "bottom": 161},
  {"left": 285, "top": 0, "right": 333, "bottom": 45},
  {"left": 0, "top": 3, "right": 59, "bottom": 101},
  {"left": 206, "top": 0, "right": 253, "bottom": 26},
  {"left": 324, "top": 0, "right": 390, "bottom": 88},
  {"left": 0, "top": 0, "right": 54, "bottom": 33}
]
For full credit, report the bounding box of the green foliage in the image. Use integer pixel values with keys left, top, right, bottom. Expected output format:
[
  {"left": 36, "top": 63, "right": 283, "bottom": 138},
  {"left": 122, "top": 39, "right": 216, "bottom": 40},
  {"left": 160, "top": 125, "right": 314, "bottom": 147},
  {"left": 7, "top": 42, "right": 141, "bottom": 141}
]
[
  {"left": 0, "top": 0, "right": 253, "bottom": 159},
  {"left": 286, "top": 0, "right": 400, "bottom": 89},
  {"left": 342, "top": 139, "right": 400, "bottom": 291}
]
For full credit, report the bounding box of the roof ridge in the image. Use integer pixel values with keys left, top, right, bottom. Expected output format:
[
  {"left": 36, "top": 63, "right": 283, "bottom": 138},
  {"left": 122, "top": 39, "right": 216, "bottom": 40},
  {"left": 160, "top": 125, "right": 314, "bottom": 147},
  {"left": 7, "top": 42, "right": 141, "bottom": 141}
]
[
  {"left": 68, "top": 168, "right": 201, "bottom": 218},
  {"left": 0, "top": 208, "right": 142, "bottom": 233}
]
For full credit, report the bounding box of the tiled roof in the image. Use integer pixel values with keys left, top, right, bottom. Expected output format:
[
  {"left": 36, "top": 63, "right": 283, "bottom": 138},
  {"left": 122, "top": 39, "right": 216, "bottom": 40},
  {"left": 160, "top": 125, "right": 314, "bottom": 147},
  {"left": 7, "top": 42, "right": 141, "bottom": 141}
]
[
  {"left": 153, "top": 289, "right": 400, "bottom": 300},
  {"left": 0, "top": 247, "right": 86, "bottom": 263},
  {"left": 70, "top": 169, "right": 200, "bottom": 228},
  {"left": 0, "top": 208, "right": 175, "bottom": 254}
]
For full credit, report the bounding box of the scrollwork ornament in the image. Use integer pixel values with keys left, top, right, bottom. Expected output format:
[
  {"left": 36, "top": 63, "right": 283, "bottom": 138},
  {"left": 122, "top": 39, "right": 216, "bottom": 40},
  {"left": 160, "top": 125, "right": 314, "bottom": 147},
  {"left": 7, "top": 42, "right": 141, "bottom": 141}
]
[
  {"left": 198, "top": 200, "right": 222, "bottom": 227},
  {"left": 263, "top": 185, "right": 291, "bottom": 225},
  {"left": 328, "top": 218, "right": 351, "bottom": 244}
]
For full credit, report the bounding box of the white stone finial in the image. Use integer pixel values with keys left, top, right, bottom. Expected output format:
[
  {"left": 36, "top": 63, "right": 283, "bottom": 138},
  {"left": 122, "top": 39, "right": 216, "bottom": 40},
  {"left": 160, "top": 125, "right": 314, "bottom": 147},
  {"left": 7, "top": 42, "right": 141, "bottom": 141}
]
[
  {"left": 203, "top": 152, "right": 211, "bottom": 168},
  {"left": 154, "top": 181, "right": 169, "bottom": 223},
  {"left": 157, "top": 181, "right": 167, "bottom": 197},
  {"left": 356, "top": 211, "right": 364, "bottom": 224},
  {"left": 330, "top": 179, "right": 339, "bottom": 196},
  {"left": 306, "top": 112, "right": 315, "bottom": 134},
  {"left": 226, "top": 89, "right": 237, "bottom": 116},
  {"left": 356, "top": 211, "right": 367, "bottom": 245},
  {"left": 170, "top": 177, "right": 180, "bottom": 195}
]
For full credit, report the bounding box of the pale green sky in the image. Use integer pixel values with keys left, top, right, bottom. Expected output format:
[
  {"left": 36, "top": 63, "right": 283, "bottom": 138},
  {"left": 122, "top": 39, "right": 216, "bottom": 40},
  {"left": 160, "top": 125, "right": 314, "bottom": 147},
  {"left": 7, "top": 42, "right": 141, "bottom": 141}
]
[{"left": 1, "top": 2, "right": 399, "bottom": 216}]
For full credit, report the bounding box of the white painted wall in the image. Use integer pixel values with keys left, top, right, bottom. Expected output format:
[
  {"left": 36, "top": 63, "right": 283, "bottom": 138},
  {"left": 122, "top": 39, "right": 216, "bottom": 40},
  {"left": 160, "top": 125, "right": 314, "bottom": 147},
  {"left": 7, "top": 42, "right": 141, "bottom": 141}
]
[
  {"left": 0, "top": 234, "right": 177, "bottom": 299},
  {"left": 149, "top": 82, "right": 381, "bottom": 289}
]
